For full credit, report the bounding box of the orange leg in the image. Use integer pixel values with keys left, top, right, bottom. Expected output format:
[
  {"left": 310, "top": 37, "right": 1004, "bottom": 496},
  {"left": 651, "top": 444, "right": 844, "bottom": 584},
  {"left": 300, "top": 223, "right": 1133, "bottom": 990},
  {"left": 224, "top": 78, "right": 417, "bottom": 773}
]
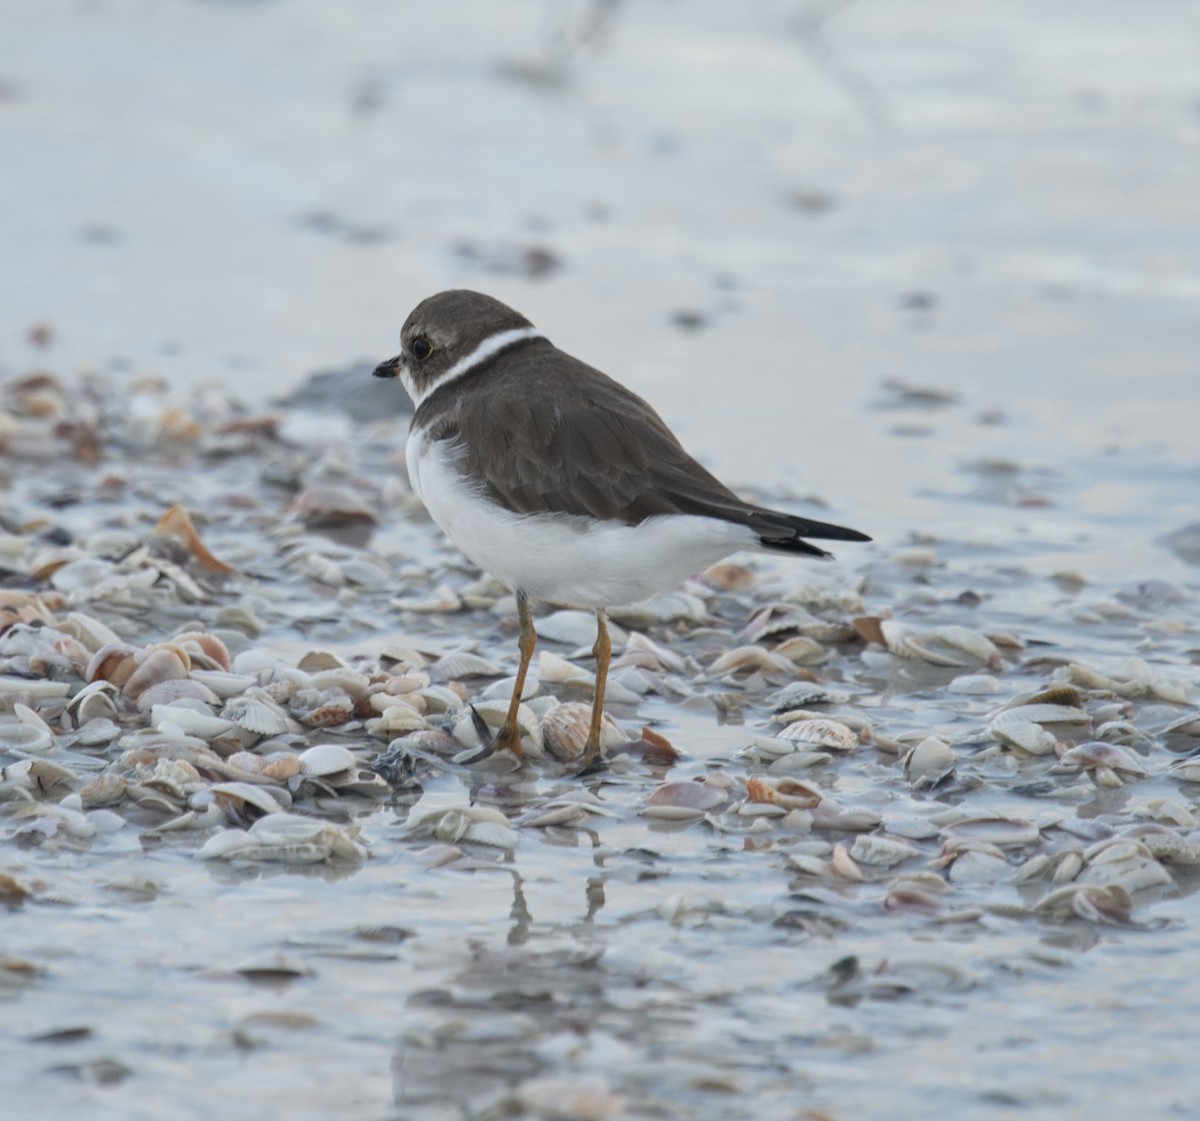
[
  {"left": 581, "top": 609, "right": 611, "bottom": 766},
  {"left": 489, "top": 591, "right": 536, "bottom": 760}
]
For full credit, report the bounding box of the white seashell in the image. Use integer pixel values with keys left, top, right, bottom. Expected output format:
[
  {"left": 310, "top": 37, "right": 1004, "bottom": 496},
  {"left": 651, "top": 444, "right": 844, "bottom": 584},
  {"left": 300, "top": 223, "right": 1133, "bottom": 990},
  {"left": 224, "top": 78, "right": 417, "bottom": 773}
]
[
  {"left": 1052, "top": 851, "right": 1084, "bottom": 883},
  {"left": 881, "top": 813, "right": 943, "bottom": 841},
  {"left": 778, "top": 718, "right": 858, "bottom": 752},
  {"left": 2, "top": 757, "right": 76, "bottom": 793},
  {"left": 209, "top": 782, "right": 286, "bottom": 816},
  {"left": 904, "top": 736, "right": 956, "bottom": 787},
  {"left": 617, "top": 631, "right": 688, "bottom": 675},
  {"left": 66, "top": 679, "right": 120, "bottom": 723},
  {"left": 850, "top": 834, "right": 921, "bottom": 867},
  {"left": 366, "top": 706, "right": 429, "bottom": 736},
  {"left": 643, "top": 777, "right": 732, "bottom": 820},
  {"left": 197, "top": 813, "right": 366, "bottom": 863},
  {"left": 811, "top": 798, "right": 882, "bottom": 832},
  {"left": 1015, "top": 854, "right": 1053, "bottom": 883},
  {"left": 298, "top": 744, "right": 357, "bottom": 777},
  {"left": 392, "top": 585, "right": 463, "bottom": 613},
  {"left": 74, "top": 717, "right": 121, "bottom": 746},
  {"left": 57, "top": 611, "right": 123, "bottom": 651},
  {"left": 536, "top": 610, "right": 627, "bottom": 650},
  {"left": 772, "top": 636, "right": 826, "bottom": 666},
  {"left": 414, "top": 685, "right": 466, "bottom": 714},
  {"left": 992, "top": 703, "right": 1092, "bottom": 728},
  {"left": 0, "top": 675, "right": 71, "bottom": 698},
  {"left": 305, "top": 667, "right": 372, "bottom": 697},
  {"left": 1032, "top": 883, "right": 1129, "bottom": 923},
  {"left": 947, "top": 848, "right": 1010, "bottom": 883},
  {"left": 537, "top": 651, "right": 594, "bottom": 686},
  {"left": 879, "top": 620, "right": 998, "bottom": 667},
  {"left": 1056, "top": 741, "right": 1148, "bottom": 779},
  {"left": 609, "top": 591, "right": 707, "bottom": 627},
  {"left": 1168, "top": 759, "right": 1200, "bottom": 783},
  {"left": 829, "top": 843, "right": 863, "bottom": 881},
  {"left": 150, "top": 704, "right": 236, "bottom": 741},
  {"left": 431, "top": 650, "right": 503, "bottom": 681},
  {"left": 941, "top": 817, "right": 1040, "bottom": 849},
  {"left": 0, "top": 720, "right": 53, "bottom": 754},
  {"left": 78, "top": 773, "right": 128, "bottom": 808},
  {"left": 989, "top": 720, "right": 1059, "bottom": 755},
  {"left": 706, "top": 645, "right": 794, "bottom": 678},
  {"left": 1131, "top": 799, "right": 1198, "bottom": 828},
  {"left": 947, "top": 674, "right": 1004, "bottom": 695},
  {"left": 772, "top": 682, "right": 850, "bottom": 710},
  {"left": 787, "top": 852, "right": 830, "bottom": 877},
  {"left": 123, "top": 648, "right": 189, "bottom": 701},
  {"left": 188, "top": 670, "right": 260, "bottom": 699},
  {"left": 407, "top": 804, "right": 519, "bottom": 849}
]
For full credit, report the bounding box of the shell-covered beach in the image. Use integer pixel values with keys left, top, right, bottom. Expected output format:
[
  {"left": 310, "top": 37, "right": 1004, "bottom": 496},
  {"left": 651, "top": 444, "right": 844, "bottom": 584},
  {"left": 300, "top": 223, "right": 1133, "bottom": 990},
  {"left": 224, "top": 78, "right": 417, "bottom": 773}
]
[{"left": 3, "top": 3, "right": 1200, "bottom": 1119}]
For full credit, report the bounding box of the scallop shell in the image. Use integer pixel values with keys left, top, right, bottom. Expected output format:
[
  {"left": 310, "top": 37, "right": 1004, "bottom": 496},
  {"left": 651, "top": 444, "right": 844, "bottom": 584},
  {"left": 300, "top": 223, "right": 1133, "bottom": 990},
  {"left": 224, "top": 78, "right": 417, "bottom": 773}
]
[
  {"left": 293, "top": 693, "right": 355, "bottom": 728},
  {"left": 79, "top": 773, "right": 129, "bottom": 808},
  {"left": 540, "top": 702, "right": 625, "bottom": 762},
  {"left": 222, "top": 690, "right": 296, "bottom": 735},
  {"left": 772, "top": 683, "right": 849, "bottom": 711},
  {"left": 135, "top": 678, "right": 221, "bottom": 712},
  {"left": 431, "top": 651, "right": 503, "bottom": 680},
  {"left": 778, "top": 717, "right": 858, "bottom": 752}
]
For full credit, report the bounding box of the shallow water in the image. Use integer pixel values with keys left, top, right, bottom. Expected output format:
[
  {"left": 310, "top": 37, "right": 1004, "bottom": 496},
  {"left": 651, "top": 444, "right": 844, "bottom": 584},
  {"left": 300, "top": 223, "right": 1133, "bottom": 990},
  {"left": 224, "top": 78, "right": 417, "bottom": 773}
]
[{"left": 3, "top": 3, "right": 1200, "bottom": 1120}]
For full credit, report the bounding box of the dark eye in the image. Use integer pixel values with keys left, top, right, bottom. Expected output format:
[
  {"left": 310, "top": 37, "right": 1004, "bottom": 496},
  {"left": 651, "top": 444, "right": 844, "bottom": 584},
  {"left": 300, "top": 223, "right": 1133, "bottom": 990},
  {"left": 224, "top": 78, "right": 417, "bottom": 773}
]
[{"left": 411, "top": 336, "right": 434, "bottom": 361}]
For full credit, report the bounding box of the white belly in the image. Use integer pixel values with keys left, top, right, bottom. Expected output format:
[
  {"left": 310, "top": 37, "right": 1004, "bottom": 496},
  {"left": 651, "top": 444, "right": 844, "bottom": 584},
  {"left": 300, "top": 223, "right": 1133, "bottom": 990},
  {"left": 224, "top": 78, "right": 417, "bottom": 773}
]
[{"left": 406, "top": 429, "right": 758, "bottom": 608}]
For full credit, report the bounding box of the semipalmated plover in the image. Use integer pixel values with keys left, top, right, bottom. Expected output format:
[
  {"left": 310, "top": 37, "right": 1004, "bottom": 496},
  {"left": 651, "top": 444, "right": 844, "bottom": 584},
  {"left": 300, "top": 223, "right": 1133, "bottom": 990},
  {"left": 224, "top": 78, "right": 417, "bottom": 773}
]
[{"left": 374, "top": 290, "right": 870, "bottom": 766}]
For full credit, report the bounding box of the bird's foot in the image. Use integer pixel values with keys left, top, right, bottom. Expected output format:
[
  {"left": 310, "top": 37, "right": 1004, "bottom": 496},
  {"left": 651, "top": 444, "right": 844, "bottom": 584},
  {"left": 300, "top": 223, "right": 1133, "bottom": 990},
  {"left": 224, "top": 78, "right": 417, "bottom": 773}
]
[
  {"left": 457, "top": 706, "right": 527, "bottom": 766},
  {"left": 573, "top": 737, "right": 609, "bottom": 779}
]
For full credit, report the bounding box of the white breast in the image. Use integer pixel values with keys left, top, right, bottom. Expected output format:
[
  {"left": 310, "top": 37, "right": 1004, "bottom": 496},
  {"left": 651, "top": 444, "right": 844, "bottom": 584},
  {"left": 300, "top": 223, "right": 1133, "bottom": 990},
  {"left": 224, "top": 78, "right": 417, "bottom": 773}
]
[{"left": 406, "top": 426, "right": 758, "bottom": 608}]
